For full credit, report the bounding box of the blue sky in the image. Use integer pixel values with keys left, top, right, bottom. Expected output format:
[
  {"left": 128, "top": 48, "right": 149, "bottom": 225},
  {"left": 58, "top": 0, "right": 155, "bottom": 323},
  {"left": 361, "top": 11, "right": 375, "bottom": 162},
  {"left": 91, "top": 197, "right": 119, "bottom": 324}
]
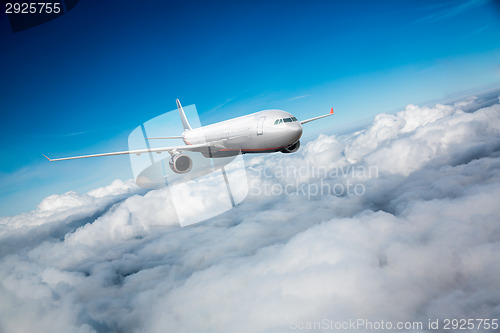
[{"left": 1, "top": 0, "right": 500, "bottom": 215}]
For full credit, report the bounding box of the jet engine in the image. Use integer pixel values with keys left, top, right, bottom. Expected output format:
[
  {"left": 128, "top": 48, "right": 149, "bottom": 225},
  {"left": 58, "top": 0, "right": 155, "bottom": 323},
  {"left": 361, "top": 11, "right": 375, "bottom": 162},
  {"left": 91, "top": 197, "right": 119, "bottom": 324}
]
[
  {"left": 281, "top": 140, "right": 300, "bottom": 154},
  {"left": 169, "top": 153, "right": 193, "bottom": 174}
]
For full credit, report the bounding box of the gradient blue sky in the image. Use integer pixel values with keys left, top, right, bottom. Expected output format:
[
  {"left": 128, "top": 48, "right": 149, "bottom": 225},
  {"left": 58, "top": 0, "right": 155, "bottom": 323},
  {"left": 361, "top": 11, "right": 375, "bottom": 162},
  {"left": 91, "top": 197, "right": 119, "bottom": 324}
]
[{"left": 1, "top": 0, "right": 500, "bottom": 215}]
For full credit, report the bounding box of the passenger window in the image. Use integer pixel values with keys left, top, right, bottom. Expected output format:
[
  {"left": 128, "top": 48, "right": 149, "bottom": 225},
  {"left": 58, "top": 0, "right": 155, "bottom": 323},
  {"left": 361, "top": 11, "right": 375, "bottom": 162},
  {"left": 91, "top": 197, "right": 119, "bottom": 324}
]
[{"left": 284, "top": 118, "right": 292, "bottom": 123}]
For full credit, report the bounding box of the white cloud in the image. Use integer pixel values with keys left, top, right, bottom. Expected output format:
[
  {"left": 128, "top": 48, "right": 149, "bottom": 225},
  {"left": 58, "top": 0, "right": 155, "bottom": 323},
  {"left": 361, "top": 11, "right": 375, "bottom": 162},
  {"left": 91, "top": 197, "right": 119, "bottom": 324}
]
[{"left": 1, "top": 95, "right": 500, "bottom": 332}]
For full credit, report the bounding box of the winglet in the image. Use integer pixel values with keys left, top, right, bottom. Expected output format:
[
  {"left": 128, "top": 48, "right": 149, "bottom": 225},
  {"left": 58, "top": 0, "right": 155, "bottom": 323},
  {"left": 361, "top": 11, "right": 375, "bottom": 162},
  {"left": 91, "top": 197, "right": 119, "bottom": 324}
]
[
  {"left": 300, "top": 107, "right": 335, "bottom": 125},
  {"left": 43, "top": 154, "right": 52, "bottom": 161}
]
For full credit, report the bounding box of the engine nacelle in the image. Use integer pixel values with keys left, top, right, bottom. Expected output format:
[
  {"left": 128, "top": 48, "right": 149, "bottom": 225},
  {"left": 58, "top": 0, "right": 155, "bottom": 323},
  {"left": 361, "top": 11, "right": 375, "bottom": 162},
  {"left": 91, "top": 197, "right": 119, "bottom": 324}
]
[
  {"left": 169, "top": 154, "right": 193, "bottom": 174},
  {"left": 281, "top": 140, "right": 300, "bottom": 154}
]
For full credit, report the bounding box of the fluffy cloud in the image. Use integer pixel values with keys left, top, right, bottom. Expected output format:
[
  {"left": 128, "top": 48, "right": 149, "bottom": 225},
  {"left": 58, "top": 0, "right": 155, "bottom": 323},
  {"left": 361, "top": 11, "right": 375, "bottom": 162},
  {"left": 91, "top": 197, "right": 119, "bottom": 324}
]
[{"left": 1, "top": 94, "right": 500, "bottom": 333}]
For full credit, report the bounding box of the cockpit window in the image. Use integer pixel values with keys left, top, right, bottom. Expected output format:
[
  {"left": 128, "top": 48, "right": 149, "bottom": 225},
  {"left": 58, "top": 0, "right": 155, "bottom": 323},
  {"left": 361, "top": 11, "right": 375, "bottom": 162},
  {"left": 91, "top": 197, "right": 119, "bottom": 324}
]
[{"left": 274, "top": 117, "right": 298, "bottom": 124}]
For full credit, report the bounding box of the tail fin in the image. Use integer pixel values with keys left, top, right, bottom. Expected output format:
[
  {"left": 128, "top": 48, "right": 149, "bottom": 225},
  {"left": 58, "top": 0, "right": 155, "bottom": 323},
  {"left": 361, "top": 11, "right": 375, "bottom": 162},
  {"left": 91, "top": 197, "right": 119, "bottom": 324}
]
[{"left": 176, "top": 99, "right": 192, "bottom": 131}]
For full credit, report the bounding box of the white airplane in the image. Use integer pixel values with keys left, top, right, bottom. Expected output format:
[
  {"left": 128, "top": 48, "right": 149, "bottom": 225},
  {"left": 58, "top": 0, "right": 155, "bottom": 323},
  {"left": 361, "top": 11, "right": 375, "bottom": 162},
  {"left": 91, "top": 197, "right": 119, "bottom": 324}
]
[{"left": 44, "top": 99, "right": 334, "bottom": 174}]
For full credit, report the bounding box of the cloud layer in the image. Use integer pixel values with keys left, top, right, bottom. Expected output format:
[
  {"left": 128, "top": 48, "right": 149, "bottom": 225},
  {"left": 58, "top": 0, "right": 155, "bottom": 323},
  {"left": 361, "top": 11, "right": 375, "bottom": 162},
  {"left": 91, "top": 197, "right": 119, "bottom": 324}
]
[{"left": 1, "top": 95, "right": 500, "bottom": 332}]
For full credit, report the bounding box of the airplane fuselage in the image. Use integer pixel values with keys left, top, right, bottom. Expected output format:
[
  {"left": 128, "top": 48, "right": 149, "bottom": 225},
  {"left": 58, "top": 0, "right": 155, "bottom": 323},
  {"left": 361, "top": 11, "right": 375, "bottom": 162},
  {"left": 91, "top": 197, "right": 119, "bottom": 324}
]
[{"left": 183, "top": 109, "right": 303, "bottom": 157}]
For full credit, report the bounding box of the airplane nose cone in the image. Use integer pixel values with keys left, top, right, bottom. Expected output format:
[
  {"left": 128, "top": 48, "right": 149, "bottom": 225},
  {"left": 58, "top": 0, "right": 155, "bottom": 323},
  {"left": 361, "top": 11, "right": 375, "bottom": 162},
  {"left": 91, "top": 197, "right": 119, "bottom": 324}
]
[
  {"left": 289, "top": 123, "right": 303, "bottom": 142},
  {"left": 295, "top": 124, "right": 303, "bottom": 137}
]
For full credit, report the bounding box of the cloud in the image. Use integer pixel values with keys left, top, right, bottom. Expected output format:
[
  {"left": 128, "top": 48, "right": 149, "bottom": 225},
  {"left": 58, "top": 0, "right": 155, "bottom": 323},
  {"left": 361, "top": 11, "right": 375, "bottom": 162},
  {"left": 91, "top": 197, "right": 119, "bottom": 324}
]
[
  {"left": 1, "top": 94, "right": 500, "bottom": 332},
  {"left": 288, "top": 94, "right": 311, "bottom": 101},
  {"left": 0, "top": 180, "right": 144, "bottom": 258},
  {"left": 415, "top": 0, "right": 489, "bottom": 23}
]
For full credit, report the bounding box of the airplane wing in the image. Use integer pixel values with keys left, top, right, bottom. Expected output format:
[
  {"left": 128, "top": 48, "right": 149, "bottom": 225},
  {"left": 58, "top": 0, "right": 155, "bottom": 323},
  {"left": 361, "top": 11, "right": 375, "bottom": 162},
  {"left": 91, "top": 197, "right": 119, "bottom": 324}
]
[
  {"left": 43, "top": 142, "right": 225, "bottom": 162},
  {"left": 300, "top": 108, "right": 334, "bottom": 125},
  {"left": 146, "top": 136, "right": 183, "bottom": 140}
]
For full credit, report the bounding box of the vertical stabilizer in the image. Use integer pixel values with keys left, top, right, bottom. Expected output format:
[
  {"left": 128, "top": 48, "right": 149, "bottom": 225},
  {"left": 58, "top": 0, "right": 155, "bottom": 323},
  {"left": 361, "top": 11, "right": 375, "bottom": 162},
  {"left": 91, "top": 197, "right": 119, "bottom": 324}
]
[{"left": 176, "top": 99, "right": 192, "bottom": 131}]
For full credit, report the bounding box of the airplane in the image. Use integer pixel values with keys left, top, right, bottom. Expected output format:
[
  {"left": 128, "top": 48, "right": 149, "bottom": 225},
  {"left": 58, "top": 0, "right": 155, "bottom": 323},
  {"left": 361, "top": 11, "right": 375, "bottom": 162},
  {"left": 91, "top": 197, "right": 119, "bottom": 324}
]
[{"left": 44, "top": 99, "right": 334, "bottom": 174}]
